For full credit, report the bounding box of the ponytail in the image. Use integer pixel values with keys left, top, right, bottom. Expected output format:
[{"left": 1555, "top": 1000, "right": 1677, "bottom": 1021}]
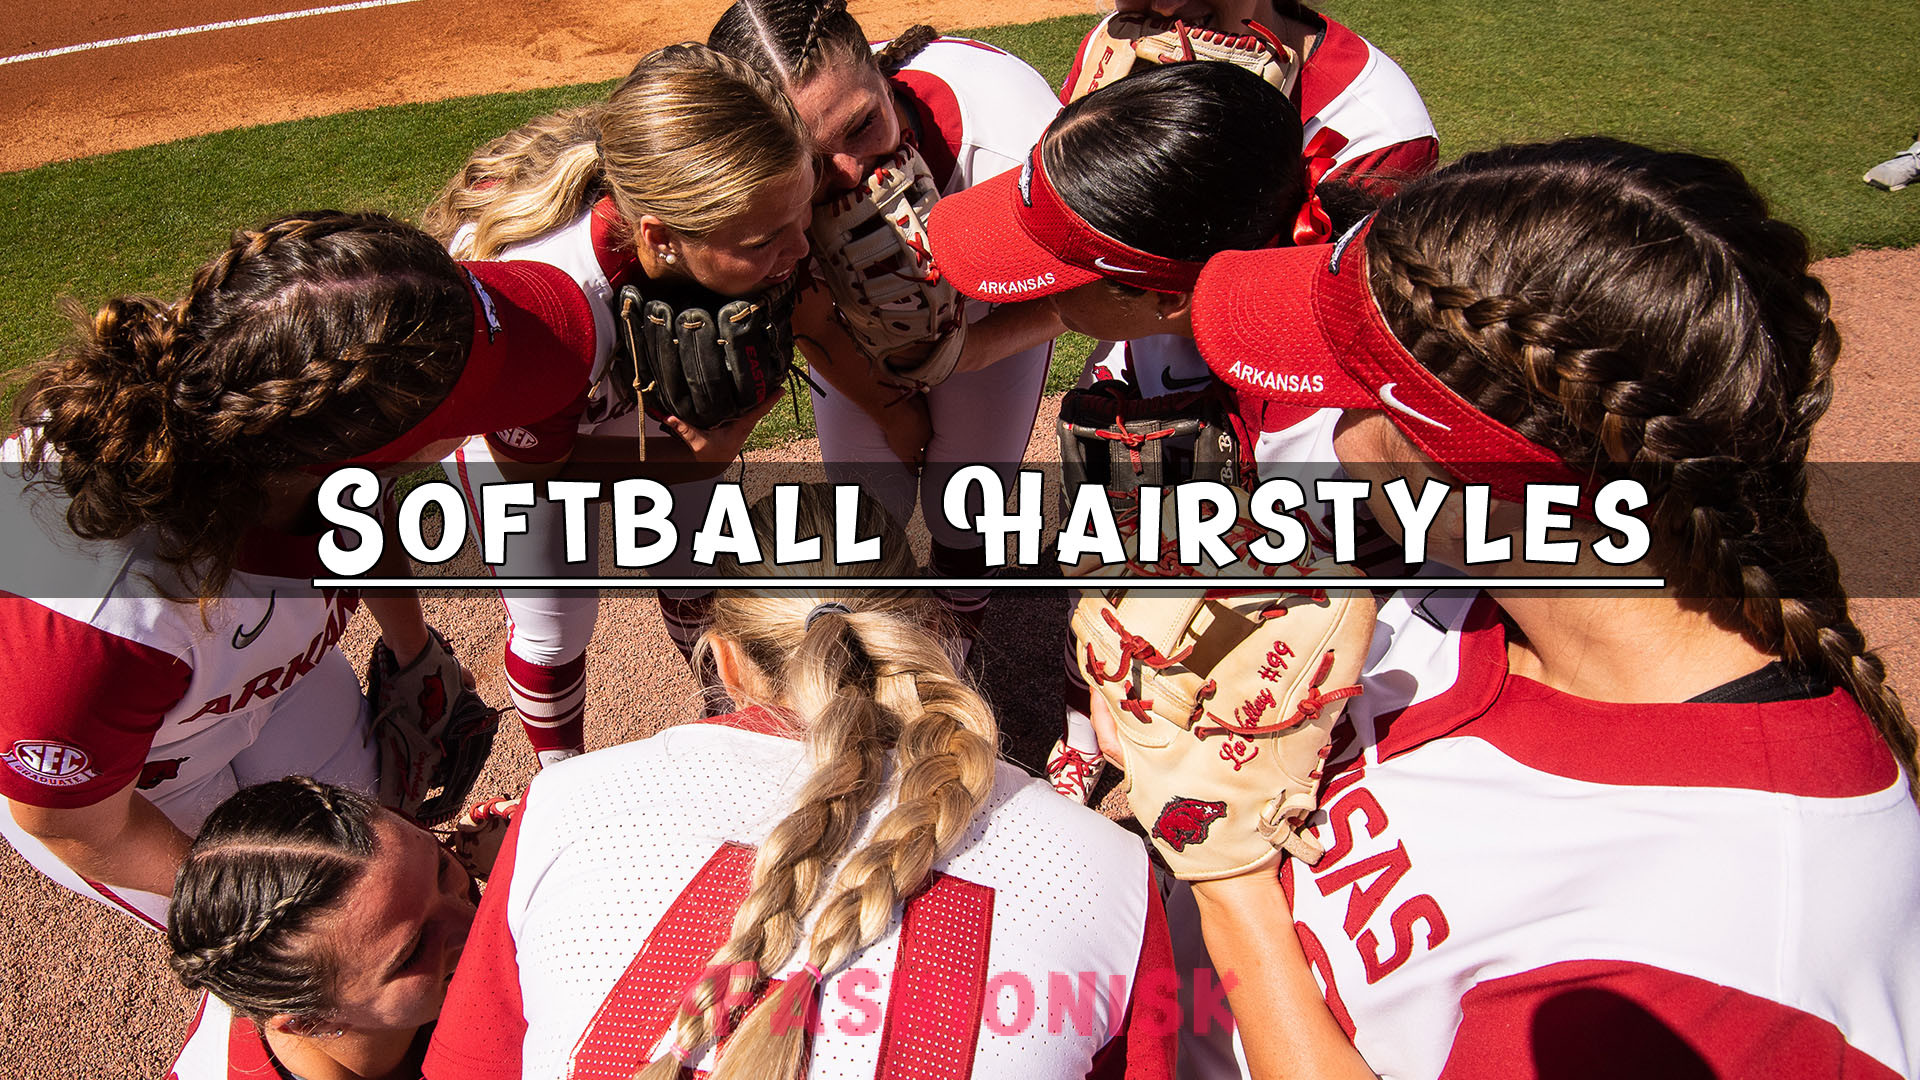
[{"left": 425, "top": 43, "right": 809, "bottom": 257}]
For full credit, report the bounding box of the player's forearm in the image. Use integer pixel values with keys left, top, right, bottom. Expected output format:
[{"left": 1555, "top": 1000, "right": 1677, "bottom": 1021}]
[
  {"left": 12, "top": 790, "right": 191, "bottom": 898},
  {"left": 953, "top": 300, "right": 1065, "bottom": 374},
  {"left": 365, "top": 532, "right": 431, "bottom": 664},
  {"left": 1190, "top": 873, "right": 1376, "bottom": 1080}
]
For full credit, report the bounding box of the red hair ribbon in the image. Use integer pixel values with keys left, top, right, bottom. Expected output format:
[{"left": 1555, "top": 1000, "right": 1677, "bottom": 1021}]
[{"left": 1292, "top": 128, "right": 1348, "bottom": 246}]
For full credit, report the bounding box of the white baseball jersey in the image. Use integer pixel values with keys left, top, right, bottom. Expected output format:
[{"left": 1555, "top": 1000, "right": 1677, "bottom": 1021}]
[
  {"left": 441, "top": 204, "right": 713, "bottom": 758},
  {"left": 0, "top": 436, "right": 373, "bottom": 922},
  {"left": 1205, "top": 591, "right": 1920, "bottom": 1079},
  {"left": 423, "top": 711, "right": 1176, "bottom": 1080},
  {"left": 813, "top": 38, "right": 1062, "bottom": 555},
  {"left": 167, "top": 991, "right": 431, "bottom": 1080}
]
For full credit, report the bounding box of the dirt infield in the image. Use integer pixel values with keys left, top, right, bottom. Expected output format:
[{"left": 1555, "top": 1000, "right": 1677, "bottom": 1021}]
[
  {"left": 4, "top": 2, "right": 1919, "bottom": 1077},
  {"left": 0, "top": 0, "right": 1086, "bottom": 173}
]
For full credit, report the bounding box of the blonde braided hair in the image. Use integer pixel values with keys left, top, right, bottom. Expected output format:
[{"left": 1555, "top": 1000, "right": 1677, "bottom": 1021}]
[{"left": 636, "top": 487, "right": 998, "bottom": 1080}]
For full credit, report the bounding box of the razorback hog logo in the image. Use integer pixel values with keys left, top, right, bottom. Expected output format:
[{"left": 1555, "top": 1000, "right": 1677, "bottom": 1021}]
[
  {"left": 1153, "top": 797, "right": 1228, "bottom": 852},
  {"left": 418, "top": 672, "right": 449, "bottom": 724},
  {"left": 137, "top": 757, "right": 188, "bottom": 790}
]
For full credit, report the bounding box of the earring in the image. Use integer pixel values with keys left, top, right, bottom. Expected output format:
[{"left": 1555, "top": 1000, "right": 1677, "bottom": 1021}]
[{"left": 658, "top": 248, "right": 677, "bottom": 266}]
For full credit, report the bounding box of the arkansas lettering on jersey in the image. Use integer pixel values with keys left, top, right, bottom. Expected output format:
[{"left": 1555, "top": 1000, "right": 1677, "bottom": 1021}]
[
  {"left": 424, "top": 713, "right": 1175, "bottom": 1080},
  {"left": 1272, "top": 592, "right": 1920, "bottom": 1079},
  {"left": 0, "top": 437, "right": 360, "bottom": 808}
]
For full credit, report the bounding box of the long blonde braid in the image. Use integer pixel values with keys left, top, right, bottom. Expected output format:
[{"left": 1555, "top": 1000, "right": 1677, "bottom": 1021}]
[{"left": 636, "top": 487, "right": 999, "bottom": 1080}]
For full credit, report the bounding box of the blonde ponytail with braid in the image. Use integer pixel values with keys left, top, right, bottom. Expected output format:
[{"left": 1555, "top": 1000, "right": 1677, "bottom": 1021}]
[
  {"left": 1362, "top": 136, "right": 1916, "bottom": 796},
  {"left": 637, "top": 487, "right": 999, "bottom": 1080},
  {"left": 425, "top": 43, "right": 810, "bottom": 260}
]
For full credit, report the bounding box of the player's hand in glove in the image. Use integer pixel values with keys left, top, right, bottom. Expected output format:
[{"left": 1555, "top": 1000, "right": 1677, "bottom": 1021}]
[
  {"left": 1071, "top": 491, "right": 1376, "bottom": 879},
  {"left": 616, "top": 276, "right": 798, "bottom": 434},
  {"left": 1063, "top": 12, "right": 1302, "bottom": 103},
  {"left": 658, "top": 386, "right": 787, "bottom": 463},
  {"left": 444, "top": 794, "right": 522, "bottom": 881},
  {"left": 810, "top": 144, "right": 967, "bottom": 390},
  {"left": 367, "top": 627, "right": 502, "bottom": 828}
]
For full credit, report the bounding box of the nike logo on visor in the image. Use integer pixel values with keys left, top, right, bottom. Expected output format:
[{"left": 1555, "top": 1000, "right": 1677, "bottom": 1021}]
[
  {"left": 1093, "top": 257, "right": 1148, "bottom": 274},
  {"left": 1377, "top": 382, "right": 1451, "bottom": 430}
]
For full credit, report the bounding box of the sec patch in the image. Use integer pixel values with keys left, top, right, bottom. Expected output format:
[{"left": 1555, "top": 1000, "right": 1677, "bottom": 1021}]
[{"left": 3, "top": 740, "right": 100, "bottom": 788}]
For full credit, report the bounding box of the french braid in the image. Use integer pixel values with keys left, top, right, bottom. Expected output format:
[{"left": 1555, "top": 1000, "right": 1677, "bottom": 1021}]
[
  {"left": 709, "top": 0, "right": 938, "bottom": 90},
  {"left": 1365, "top": 137, "right": 1916, "bottom": 795},
  {"left": 166, "top": 779, "right": 380, "bottom": 1024},
  {"left": 17, "top": 211, "right": 470, "bottom": 603},
  {"left": 638, "top": 487, "right": 1000, "bottom": 1080}
]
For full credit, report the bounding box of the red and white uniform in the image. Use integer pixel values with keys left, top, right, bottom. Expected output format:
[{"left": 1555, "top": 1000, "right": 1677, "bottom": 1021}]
[
  {"left": 167, "top": 991, "right": 429, "bottom": 1080},
  {"left": 444, "top": 205, "right": 715, "bottom": 757},
  {"left": 1189, "top": 591, "right": 1920, "bottom": 1079},
  {"left": 0, "top": 437, "right": 373, "bottom": 927},
  {"left": 812, "top": 38, "right": 1060, "bottom": 586},
  {"left": 1069, "top": 10, "right": 1437, "bottom": 445},
  {"left": 423, "top": 711, "right": 1176, "bottom": 1080}
]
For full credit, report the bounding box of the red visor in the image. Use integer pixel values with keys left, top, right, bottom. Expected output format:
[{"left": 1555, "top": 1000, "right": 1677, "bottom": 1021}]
[
  {"left": 336, "top": 260, "right": 595, "bottom": 465},
  {"left": 1193, "top": 217, "right": 1591, "bottom": 506},
  {"left": 929, "top": 145, "right": 1206, "bottom": 302}
]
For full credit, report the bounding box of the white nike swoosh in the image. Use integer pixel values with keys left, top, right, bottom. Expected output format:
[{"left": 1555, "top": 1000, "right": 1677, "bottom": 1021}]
[
  {"left": 1377, "top": 382, "right": 1451, "bottom": 431},
  {"left": 1092, "top": 257, "right": 1147, "bottom": 275}
]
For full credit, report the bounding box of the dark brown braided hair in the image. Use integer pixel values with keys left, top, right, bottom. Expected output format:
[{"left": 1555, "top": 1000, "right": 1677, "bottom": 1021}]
[
  {"left": 708, "top": 0, "right": 938, "bottom": 90},
  {"left": 166, "top": 778, "right": 381, "bottom": 1025},
  {"left": 14, "top": 211, "right": 473, "bottom": 602},
  {"left": 1362, "top": 136, "right": 1916, "bottom": 794}
]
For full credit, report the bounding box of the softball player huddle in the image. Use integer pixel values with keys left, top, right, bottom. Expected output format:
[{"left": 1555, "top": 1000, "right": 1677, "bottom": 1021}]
[{"left": 5, "top": 0, "right": 1918, "bottom": 1077}]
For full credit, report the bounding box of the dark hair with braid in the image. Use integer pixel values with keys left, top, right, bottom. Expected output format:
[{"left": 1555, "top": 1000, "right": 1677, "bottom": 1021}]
[
  {"left": 1362, "top": 136, "right": 1916, "bottom": 794},
  {"left": 637, "top": 486, "right": 999, "bottom": 1080},
  {"left": 14, "top": 211, "right": 471, "bottom": 602},
  {"left": 167, "top": 778, "right": 381, "bottom": 1024},
  {"left": 708, "top": 0, "right": 938, "bottom": 90}
]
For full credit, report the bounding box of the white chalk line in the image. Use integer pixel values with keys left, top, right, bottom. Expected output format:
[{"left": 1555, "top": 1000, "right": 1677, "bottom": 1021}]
[{"left": 0, "top": 0, "right": 427, "bottom": 67}]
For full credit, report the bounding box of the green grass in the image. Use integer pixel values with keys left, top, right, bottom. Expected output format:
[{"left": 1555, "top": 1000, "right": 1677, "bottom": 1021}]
[
  {"left": 4, "top": 0, "right": 1915, "bottom": 417},
  {"left": 1319, "top": 0, "right": 1920, "bottom": 256}
]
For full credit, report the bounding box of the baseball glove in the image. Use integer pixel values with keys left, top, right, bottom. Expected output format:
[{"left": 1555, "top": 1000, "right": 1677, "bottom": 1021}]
[
  {"left": 1059, "top": 380, "right": 1252, "bottom": 576},
  {"left": 367, "top": 628, "right": 501, "bottom": 827},
  {"left": 1059, "top": 379, "right": 1247, "bottom": 496},
  {"left": 615, "top": 276, "right": 798, "bottom": 432},
  {"left": 1072, "top": 538, "right": 1374, "bottom": 880},
  {"left": 1064, "top": 12, "right": 1301, "bottom": 103},
  {"left": 809, "top": 143, "right": 966, "bottom": 390},
  {"left": 445, "top": 794, "right": 521, "bottom": 881}
]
